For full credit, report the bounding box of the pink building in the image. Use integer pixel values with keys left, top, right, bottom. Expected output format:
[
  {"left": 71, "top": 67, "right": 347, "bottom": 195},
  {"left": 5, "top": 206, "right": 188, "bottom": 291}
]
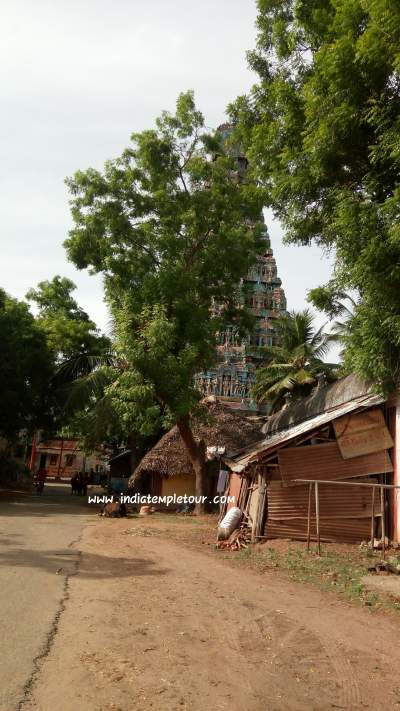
[{"left": 32, "top": 438, "right": 106, "bottom": 480}]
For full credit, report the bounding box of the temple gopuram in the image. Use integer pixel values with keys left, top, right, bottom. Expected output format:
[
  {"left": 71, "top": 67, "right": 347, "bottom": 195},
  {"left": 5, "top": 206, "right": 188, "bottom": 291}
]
[{"left": 195, "top": 125, "right": 287, "bottom": 410}]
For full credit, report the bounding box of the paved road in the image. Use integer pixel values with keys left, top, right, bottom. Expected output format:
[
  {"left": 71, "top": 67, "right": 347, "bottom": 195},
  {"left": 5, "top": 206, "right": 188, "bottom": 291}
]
[{"left": 0, "top": 483, "right": 93, "bottom": 711}]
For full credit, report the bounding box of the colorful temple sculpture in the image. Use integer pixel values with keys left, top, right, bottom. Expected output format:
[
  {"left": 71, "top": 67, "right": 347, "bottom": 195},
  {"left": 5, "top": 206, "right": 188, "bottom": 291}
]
[
  {"left": 195, "top": 124, "right": 287, "bottom": 409},
  {"left": 196, "top": 227, "right": 287, "bottom": 408}
]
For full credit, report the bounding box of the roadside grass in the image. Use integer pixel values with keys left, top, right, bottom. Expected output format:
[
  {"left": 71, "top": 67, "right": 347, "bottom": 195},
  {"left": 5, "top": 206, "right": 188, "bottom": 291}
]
[
  {"left": 150, "top": 513, "right": 204, "bottom": 525},
  {"left": 219, "top": 543, "right": 400, "bottom": 612},
  {"left": 124, "top": 512, "right": 216, "bottom": 539}
]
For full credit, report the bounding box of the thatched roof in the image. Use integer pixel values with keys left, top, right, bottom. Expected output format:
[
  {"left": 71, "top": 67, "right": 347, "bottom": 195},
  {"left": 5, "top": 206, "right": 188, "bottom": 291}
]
[
  {"left": 130, "top": 397, "right": 263, "bottom": 484},
  {"left": 262, "top": 373, "right": 373, "bottom": 436}
]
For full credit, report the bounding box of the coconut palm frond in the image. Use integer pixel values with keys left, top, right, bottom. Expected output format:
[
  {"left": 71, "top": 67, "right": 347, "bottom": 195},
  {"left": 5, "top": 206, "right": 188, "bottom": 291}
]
[
  {"left": 54, "top": 352, "right": 116, "bottom": 384},
  {"left": 253, "top": 309, "right": 338, "bottom": 410},
  {"left": 57, "top": 364, "right": 116, "bottom": 415},
  {"left": 294, "top": 368, "right": 318, "bottom": 385},
  {"left": 253, "top": 373, "right": 296, "bottom": 402}
]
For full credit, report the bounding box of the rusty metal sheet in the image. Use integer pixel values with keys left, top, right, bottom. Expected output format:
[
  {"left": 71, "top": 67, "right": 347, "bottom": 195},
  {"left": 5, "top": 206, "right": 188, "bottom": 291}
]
[
  {"left": 266, "top": 477, "right": 381, "bottom": 543},
  {"left": 226, "top": 393, "right": 384, "bottom": 473},
  {"left": 333, "top": 408, "right": 393, "bottom": 459},
  {"left": 266, "top": 518, "right": 372, "bottom": 544},
  {"left": 268, "top": 479, "right": 380, "bottom": 520},
  {"left": 278, "top": 442, "right": 393, "bottom": 487}
]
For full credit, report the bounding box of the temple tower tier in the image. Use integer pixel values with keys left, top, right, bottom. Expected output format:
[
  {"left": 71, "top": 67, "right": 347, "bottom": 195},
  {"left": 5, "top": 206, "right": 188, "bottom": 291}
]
[{"left": 195, "top": 124, "right": 287, "bottom": 410}]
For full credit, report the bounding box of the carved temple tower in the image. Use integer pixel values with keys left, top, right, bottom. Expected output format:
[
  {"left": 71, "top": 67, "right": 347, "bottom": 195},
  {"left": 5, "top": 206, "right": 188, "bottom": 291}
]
[{"left": 195, "top": 125, "right": 287, "bottom": 409}]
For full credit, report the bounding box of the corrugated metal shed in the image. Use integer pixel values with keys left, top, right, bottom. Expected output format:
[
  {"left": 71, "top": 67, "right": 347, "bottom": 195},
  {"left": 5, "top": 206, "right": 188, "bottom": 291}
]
[
  {"left": 226, "top": 393, "right": 384, "bottom": 474},
  {"left": 266, "top": 518, "right": 373, "bottom": 544},
  {"left": 268, "top": 478, "right": 380, "bottom": 520},
  {"left": 278, "top": 442, "right": 393, "bottom": 487},
  {"left": 266, "top": 477, "right": 380, "bottom": 543},
  {"left": 333, "top": 408, "right": 393, "bottom": 459}
]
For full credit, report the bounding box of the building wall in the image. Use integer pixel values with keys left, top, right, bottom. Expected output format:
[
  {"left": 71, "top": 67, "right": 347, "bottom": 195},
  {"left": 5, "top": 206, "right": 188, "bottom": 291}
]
[
  {"left": 34, "top": 439, "right": 106, "bottom": 479},
  {"left": 161, "top": 474, "right": 196, "bottom": 498}
]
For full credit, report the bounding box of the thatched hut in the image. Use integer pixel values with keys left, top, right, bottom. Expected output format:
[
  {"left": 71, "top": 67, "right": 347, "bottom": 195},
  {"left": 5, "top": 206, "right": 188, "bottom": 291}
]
[{"left": 129, "top": 397, "right": 263, "bottom": 505}]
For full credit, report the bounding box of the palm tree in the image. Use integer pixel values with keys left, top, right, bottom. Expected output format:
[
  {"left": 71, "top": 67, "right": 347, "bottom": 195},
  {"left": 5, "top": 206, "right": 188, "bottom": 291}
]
[
  {"left": 329, "top": 292, "right": 358, "bottom": 359},
  {"left": 253, "top": 309, "right": 339, "bottom": 411}
]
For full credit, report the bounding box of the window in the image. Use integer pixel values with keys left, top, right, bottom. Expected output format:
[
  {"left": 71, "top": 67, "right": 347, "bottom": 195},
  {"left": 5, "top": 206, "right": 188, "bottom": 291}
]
[
  {"left": 49, "top": 454, "right": 58, "bottom": 466},
  {"left": 65, "top": 454, "right": 75, "bottom": 467}
]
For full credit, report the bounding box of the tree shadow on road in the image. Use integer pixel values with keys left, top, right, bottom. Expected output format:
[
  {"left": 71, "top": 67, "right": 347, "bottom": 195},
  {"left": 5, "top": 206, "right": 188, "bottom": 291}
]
[
  {"left": 0, "top": 546, "right": 169, "bottom": 578},
  {"left": 0, "top": 490, "right": 102, "bottom": 517}
]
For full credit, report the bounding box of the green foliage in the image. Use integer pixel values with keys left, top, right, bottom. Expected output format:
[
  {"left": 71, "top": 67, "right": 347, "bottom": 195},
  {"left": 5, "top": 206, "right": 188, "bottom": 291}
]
[
  {"left": 0, "top": 288, "right": 52, "bottom": 440},
  {"left": 253, "top": 309, "right": 338, "bottom": 409},
  {"left": 24, "top": 275, "right": 112, "bottom": 445},
  {"left": 231, "top": 0, "right": 400, "bottom": 391},
  {"left": 26, "top": 275, "right": 109, "bottom": 362},
  {"left": 64, "top": 91, "right": 265, "bottom": 436},
  {"left": 60, "top": 384, "right": 122, "bottom": 452}
]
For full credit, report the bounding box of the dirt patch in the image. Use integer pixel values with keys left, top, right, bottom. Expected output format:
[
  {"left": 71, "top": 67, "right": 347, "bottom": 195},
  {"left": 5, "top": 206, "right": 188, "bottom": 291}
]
[
  {"left": 24, "top": 516, "right": 400, "bottom": 710},
  {"left": 123, "top": 513, "right": 400, "bottom": 612},
  {"left": 361, "top": 575, "right": 400, "bottom": 600}
]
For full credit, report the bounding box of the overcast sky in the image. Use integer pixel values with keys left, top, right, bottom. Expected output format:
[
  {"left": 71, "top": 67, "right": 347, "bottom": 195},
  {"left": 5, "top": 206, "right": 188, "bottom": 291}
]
[{"left": 1, "top": 0, "right": 335, "bottom": 348}]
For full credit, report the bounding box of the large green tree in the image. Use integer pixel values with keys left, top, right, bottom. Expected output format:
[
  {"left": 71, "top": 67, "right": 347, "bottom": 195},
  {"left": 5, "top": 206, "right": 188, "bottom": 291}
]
[
  {"left": 231, "top": 0, "right": 400, "bottom": 391},
  {"left": 26, "top": 275, "right": 109, "bottom": 362},
  {"left": 0, "top": 289, "right": 52, "bottom": 441},
  {"left": 253, "top": 309, "right": 338, "bottom": 410},
  {"left": 25, "top": 275, "right": 111, "bottom": 443},
  {"left": 64, "top": 92, "right": 265, "bottom": 509}
]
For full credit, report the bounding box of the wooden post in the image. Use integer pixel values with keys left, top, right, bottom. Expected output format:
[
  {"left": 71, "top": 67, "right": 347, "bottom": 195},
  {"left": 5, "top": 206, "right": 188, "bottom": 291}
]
[
  {"left": 381, "top": 486, "right": 386, "bottom": 560},
  {"left": 251, "top": 474, "right": 261, "bottom": 543},
  {"left": 56, "top": 437, "right": 64, "bottom": 480},
  {"left": 315, "top": 481, "right": 321, "bottom": 556},
  {"left": 29, "top": 431, "right": 37, "bottom": 472},
  {"left": 307, "top": 482, "right": 312, "bottom": 552},
  {"left": 370, "top": 487, "right": 375, "bottom": 549}
]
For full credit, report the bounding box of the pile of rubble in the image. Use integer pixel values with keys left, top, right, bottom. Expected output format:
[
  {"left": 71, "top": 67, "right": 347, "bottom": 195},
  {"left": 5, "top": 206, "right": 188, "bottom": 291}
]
[
  {"left": 367, "top": 559, "right": 400, "bottom": 575},
  {"left": 216, "top": 525, "right": 251, "bottom": 551}
]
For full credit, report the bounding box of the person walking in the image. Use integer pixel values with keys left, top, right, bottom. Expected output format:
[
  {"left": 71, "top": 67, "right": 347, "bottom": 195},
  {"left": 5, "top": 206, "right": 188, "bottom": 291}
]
[{"left": 35, "top": 467, "right": 47, "bottom": 495}]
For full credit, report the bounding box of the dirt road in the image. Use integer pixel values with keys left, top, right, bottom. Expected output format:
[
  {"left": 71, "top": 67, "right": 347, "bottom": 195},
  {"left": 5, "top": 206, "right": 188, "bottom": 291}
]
[
  {"left": 0, "top": 484, "right": 90, "bottom": 711},
  {"left": 23, "top": 517, "right": 400, "bottom": 711}
]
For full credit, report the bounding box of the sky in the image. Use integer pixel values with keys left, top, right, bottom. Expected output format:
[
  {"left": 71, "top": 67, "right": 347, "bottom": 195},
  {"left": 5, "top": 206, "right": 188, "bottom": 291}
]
[{"left": 1, "top": 0, "right": 335, "bottom": 349}]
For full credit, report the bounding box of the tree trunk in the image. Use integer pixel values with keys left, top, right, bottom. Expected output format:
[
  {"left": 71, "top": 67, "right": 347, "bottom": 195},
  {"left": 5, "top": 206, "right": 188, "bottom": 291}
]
[
  {"left": 176, "top": 415, "right": 207, "bottom": 514},
  {"left": 127, "top": 433, "right": 138, "bottom": 474}
]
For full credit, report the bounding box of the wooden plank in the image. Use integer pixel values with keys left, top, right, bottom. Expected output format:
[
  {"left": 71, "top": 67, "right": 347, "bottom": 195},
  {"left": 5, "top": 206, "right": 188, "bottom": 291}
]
[
  {"left": 226, "top": 472, "right": 242, "bottom": 510},
  {"left": 333, "top": 408, "right": 393, "bottom": 459},
  {"left": 249, "top": 483, "right": 260, "bottom": 530}
]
